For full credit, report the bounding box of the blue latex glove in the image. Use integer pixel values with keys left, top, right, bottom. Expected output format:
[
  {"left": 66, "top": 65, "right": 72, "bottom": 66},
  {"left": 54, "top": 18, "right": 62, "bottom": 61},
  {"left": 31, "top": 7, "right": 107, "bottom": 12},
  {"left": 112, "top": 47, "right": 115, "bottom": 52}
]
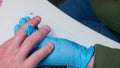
[
  {"left": 14, "top": 17, "right": 94, "bottom": 68},
  {"left": 14, "top": 16, "right": 30, "bottom": 34}
]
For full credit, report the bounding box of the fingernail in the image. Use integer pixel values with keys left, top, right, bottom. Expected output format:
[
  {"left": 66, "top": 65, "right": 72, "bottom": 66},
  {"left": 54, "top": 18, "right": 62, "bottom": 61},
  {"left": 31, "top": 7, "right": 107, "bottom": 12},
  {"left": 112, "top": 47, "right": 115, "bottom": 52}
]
[
  {"left": 44, "top": 25, "right": 51, "bottom": 30},
  {"left": 47, "top": 42, "right": 54, "bottom": 49},
  {"left": 34, "top": 16, "right": 41, "bottom": 21}
]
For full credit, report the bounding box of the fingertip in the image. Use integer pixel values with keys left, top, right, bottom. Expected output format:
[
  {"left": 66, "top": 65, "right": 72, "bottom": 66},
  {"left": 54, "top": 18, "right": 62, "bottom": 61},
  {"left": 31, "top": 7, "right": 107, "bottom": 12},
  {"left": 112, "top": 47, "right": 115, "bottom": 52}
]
[
  {"left": 19, "top": 17, "right": 27, "bottom": 26},
  {"left": 44, "top": 25, "right": 51, "bottom": 32},
  {"left": 34, "top": 16, "right": 41, "bottom": 22},
  {"left": 27, "top": 16, "right": 41, "bottom": 26},
  {"left": 46, "top": 42, "right": 54, "bottom": 51},
  {"left": 24, "top": 16, "right": 30, "bottom": 21}
]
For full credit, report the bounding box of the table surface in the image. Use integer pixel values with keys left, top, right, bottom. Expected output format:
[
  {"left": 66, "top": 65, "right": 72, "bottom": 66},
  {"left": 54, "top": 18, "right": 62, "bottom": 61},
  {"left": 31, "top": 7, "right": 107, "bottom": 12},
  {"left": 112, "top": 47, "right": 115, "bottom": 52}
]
[{"left": 0, "top": 0, "right": 120, "bottom": 48}]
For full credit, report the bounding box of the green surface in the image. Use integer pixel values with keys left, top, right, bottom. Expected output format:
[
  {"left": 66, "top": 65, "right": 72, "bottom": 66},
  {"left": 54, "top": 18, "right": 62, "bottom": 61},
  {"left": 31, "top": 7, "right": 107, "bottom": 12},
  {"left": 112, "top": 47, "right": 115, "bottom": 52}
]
[
  {"left": 94, "top": 44, "right": 120, "bottom": 68},
  {"left": 91, "top": 0, "right": 120, "bottom": 35}
]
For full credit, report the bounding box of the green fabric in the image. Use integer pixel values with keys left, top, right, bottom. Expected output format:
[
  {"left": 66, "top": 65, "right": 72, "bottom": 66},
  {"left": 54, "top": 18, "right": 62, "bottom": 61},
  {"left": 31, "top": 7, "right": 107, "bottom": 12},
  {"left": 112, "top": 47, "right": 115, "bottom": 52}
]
[
  {"left": 91, "top": 0, "right": 120, "bottom": 35},
  {"left": 94, "top": 44, "right": 120, "bottom": 68}
]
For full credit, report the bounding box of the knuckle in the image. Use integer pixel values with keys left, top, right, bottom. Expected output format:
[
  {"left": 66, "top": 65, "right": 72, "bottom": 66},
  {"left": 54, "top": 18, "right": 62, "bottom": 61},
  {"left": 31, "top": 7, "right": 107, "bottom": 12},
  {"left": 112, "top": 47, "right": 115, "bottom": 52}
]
[
  {"left": 28, "top": 18, "right": 40, "bottom": 26},
  {"left": 39, "top": 33, "right": 45, "bottom": 38},
  {"left": 25, "top": 37, "right": 35, "bottom": 44},
  {"left": 13, "top": 34, "right": 22, "bottom": 40}
]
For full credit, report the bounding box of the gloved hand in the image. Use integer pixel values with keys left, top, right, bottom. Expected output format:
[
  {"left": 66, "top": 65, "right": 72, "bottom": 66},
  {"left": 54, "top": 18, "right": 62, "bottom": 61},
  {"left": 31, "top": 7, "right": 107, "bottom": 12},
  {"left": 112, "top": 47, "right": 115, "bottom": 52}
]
[{"left": 14, "top": 16, "right": 94, "bottom": 68}]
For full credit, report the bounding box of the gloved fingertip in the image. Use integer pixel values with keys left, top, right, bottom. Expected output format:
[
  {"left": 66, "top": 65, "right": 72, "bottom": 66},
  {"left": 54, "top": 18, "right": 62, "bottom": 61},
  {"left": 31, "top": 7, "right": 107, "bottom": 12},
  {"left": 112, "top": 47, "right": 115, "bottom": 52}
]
[
  {"left": 25, "top": 25, "right": 37, "bottom": 36},
  {"left": 14, "top": 24, "right": 21, "bottom": 34},
  {"left": 19, "top": 17, "right": 27, "bottom": 26},
  {"left": 24, "top": 16, "right": 30, "bottom": 21}
]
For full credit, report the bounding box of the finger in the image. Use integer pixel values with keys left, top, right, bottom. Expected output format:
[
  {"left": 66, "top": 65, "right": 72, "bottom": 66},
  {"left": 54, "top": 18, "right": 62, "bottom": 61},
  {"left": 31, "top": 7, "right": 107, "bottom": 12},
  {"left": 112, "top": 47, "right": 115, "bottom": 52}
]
[
  {"left": 24, "top": 42, "right": 54, "bottom": 68},
  {"left": 12, "top": 16, "right": 41, "bottom": 48},
  {"left": 18, "top": 25, "right": 51, "bottom": 58}
]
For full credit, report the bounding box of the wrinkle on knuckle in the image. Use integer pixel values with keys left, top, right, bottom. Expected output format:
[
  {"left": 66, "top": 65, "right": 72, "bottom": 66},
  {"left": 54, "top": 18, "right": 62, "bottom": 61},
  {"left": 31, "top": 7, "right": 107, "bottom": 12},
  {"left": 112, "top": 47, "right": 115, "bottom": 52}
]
[
  {"left": 13, "top": 35, "right": 21, "bottom": 41},
  {"left": 39, "top": 32, "right": 45, "bottom": 38},
  {"left": 28, "top": 19, "right": 39, "bottom": 27},
  {"left": 25, "top": 37, "right": 35, "bottom": 44},
  {"left": 25, "top": 34, "right": 42, "bottom": 45}
]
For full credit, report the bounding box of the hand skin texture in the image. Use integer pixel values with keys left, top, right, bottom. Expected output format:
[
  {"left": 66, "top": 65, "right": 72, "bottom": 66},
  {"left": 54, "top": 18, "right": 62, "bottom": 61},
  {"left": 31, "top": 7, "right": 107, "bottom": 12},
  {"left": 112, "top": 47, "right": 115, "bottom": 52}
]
[
  {"left": 0, "top": 16, "right": 54, "bottom": 68},
  {"left": 14, "top": 16, "right": 94, "bottom": 68}
]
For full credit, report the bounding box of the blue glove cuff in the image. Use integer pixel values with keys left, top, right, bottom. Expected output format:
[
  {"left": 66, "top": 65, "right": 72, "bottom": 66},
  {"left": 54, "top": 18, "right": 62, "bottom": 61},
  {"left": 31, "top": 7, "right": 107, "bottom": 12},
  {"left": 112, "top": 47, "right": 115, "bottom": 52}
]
[{"left": 82, "top": 46, "right": 94, "bottom": 68}]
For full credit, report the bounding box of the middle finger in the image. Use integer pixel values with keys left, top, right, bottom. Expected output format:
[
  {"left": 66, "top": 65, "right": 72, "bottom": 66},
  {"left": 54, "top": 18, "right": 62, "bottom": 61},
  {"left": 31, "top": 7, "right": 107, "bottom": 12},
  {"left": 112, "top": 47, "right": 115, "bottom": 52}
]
[{"left": 18, "top": 25, "right": 51, "bottom": 58}]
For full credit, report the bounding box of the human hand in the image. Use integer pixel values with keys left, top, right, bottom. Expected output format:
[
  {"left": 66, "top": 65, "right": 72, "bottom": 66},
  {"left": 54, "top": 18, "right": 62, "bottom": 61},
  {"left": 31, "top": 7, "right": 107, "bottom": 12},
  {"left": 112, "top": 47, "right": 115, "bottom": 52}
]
[
  {"left": 0, "top": 16, "right": 54, "bottom": 68},
  {"left": 15, "top": 16, "right": 94, "bottom": 68}
]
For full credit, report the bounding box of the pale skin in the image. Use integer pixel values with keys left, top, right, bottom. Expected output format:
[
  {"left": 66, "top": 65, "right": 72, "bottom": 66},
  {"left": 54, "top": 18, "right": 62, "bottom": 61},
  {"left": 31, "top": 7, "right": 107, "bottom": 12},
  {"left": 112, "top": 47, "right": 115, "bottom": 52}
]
[
  {"left": 0, "top": 16, "right": 54, "bottom": 68},
  {"left": 87, "top": 56, "right": 94, "bottom": 68},
  {"left": 0, "top": 16, "right": 94, "bottom": 68}
]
